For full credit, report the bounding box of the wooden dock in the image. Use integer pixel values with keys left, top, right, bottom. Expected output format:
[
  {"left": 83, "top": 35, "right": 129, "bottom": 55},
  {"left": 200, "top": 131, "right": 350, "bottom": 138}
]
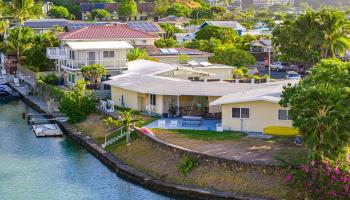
[{"left": 32, "top": 124, "right": 63, "bottom": 137}]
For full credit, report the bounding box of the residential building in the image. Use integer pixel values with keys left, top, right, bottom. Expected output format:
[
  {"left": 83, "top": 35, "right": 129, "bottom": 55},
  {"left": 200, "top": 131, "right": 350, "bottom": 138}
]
[
  {"left": 58, "top": 24, "right": 160, "bottom": 46},
  {"left": 250, "top": 39, "right": 273, "bottom": 61},
  {"left": 46, "top": 41, "right": 133, "bottom": 85},
  {"left": 158, "top": 16, "right": 191, "bottom": 30},
  {"left": 23, "top": 19, "right": 69, "bottom": 35},
  {"left": 143, "top": 46, "right": 213, "bottom": 64},
  {"left": 80, "top": 2, "right": 155, "bottom": 21},
  {"left": 197, "top": 21, "right": 247, "bottom": 36},
  {"left": 241, "top": 0, "right": 295, "bottom": 9},
  {"left": 104, "top": 59, "right": 295, "bottom": 131},
  {"left": 210, "top": 84, "right": 293, "bottom": 132}
]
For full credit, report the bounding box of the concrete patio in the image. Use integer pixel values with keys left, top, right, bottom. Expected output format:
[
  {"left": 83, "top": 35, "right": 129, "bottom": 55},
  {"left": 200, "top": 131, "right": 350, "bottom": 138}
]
[{"left": 145, "top": 118, "right": 221, "bottom": 131}]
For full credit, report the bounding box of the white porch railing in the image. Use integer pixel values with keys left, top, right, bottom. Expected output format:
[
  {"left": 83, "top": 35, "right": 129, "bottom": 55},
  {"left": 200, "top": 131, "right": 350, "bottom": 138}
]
[
  {"left": 46, "top": 47, "right": 67, "bottom": 59},
  {"left": 60, "top": 59, "right": 128, "bottom": 70}
]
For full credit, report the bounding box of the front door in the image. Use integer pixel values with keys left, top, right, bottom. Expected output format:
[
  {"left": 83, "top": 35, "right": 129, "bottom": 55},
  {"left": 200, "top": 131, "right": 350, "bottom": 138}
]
[{"left": 87, "top": 52, "right": 96, "bottom": 65}]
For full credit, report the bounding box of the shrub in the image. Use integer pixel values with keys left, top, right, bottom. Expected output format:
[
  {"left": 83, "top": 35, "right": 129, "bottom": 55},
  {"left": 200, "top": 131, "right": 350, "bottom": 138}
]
[
  {"left": 38, "top": 73, "right": 59, "bottom": 85},
  {"left": 177, "top": 156, "right": 199, "bottom": 176},
  {"left": 59, "top": 80, "right": 97, "bottom": 123},
  {"left": 286, "top": 160, "right": 350, "bottom": 199}
]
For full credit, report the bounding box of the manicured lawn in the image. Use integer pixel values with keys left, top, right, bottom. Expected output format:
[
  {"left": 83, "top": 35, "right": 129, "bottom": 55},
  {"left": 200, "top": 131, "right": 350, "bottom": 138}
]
[{"left": 151, "top": 129, "right": 246, "bottom": 141}]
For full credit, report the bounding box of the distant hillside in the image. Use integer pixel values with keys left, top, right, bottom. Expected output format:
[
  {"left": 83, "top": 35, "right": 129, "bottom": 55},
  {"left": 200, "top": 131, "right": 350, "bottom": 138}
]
[{"left": 297, "top": 0, "right": 350, "bottom": 8}]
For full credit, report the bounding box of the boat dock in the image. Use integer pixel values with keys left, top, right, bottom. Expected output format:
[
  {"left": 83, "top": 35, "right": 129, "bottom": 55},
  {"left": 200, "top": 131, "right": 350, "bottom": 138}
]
[{"left": 32, "top": 124, "right": 64, "bottom": 137}]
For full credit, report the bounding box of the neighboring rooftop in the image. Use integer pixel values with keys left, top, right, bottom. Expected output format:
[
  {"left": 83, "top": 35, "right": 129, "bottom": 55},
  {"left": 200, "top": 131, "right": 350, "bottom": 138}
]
[
  {"left": 199, "top": 21, "right": 247, "bottom": 31},
  {"left": 125, "top": 60, "right": 177, "bottom": 75},
  {"left": 58, "top": 24, "right": 160, "bottom": 40},
  {"left": 251, "top": 39, "right": 272, "bottom": 48},
  {"left": 105, "top": 72, "right": 282, "bottom": 97},
  {"left": 144, "top": 46, "right": 213, "bottom": 57},
  {"left": 24, "top": 19, "right": 69, "bottom": 28},
  {"left": 127, "top": 21, "right": 164, "bottom": 34},
  {"left": 65, "top": 22, "right": 113, "bottom": 31}
]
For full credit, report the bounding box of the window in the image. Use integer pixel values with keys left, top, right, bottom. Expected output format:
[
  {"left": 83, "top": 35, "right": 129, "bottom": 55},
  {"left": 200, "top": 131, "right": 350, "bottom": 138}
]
[
  {"left": 103, "top": 51, "right": 114, "bottom": 58},
  {"left": 69, "top": 51, "right": 75, "bottom": 59},
  {"left": 68, "top": 73, "right": 75, "bottom": 84},
  {"left": 142, "top": 40, "right": 147, "bottom": 44},
  {"left": 232, "top": 108, "right": 249, "bottom": 119},
  {"left": 278, "top": 109, "right": 291, "bottom": 120},
  {"left": 150, "top": 94, "right": 156, "bottom": 106}
]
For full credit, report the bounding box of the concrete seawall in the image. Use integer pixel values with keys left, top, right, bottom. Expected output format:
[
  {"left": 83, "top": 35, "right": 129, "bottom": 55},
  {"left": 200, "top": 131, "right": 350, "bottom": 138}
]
[{"left": 11, "top": 84, "right": 272, "bottom": 200}]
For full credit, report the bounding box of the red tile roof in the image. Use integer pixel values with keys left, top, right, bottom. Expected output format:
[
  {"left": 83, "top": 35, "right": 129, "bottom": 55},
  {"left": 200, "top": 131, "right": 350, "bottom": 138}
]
[{"left": 58, "top": 24, "right": 159, "bottom": 40}]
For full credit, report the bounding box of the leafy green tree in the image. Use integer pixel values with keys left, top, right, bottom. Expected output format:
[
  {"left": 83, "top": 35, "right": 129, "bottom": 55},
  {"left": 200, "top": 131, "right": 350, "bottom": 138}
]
[
  {"left": 118, "top": 0, "right": 137, "bottom": 21},
  {"left": 2, "top": 27, "right": 33, "bottom": 58},
  {"left": 178, "top": 54, "right": 190, "bottom": 64},
  {"left": 81, "top": 64, "right": 107, "bottom": 85},
  {"left": 195, "top": 26, "right": 237, "bottom": 44},
  {"left": 48, "top": 6, "right": 73, "bottom": 19},
  {"left": 51, "top": 0, "right": 80, "bottom": 19},
  {"left": 210, "top": 46, "right": 256, "bottom": 67},
  {"left": 154, "top": 38, "right": 177, "bottom": 48},
  {"left": 90, "top": 9, "right": 110, "bottom": 21},
  {"left": 280, "top": 59, "right": 350, "bottom": 160},
  {"left": 167, "top": 3, "right": 191, "bottom": 17},
  {"left": 155, "top": 0, "right": 170, "bottom": 16},
  {"left": 127, "top": 48, "right": 150, "bottom": 61},
  {"left": 24, "top": 31, "right": 60, "bottom": 71},
  {"left": 5, "top": 0, "right": 43, "bottom": 61},
  {"left": 210, "top": 6, "right": 226, "bottom": 16},
  {"left": 190, "top": 7, "right": 213, "bottom": 20},
  {"left": 159, "top": 23, "right": 182, "bottom": 39},
  {"left": 185, "top": 38, "right": 222, "bottom": 53},
  {"left": 104, "top": 110, "right": 144, "bottom": 143},
  {"left": 59, "top": 80, "right": 97, "bottom": 123}
]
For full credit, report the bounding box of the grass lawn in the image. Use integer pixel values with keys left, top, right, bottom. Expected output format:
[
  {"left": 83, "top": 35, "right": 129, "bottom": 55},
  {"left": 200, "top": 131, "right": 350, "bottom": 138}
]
[{"left": 151, "top": 129, "right": 245, "bottom": 141}]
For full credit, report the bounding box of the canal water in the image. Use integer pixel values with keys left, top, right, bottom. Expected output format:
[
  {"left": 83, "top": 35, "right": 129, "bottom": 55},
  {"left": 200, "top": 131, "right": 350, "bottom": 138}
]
[{"left": 0, "top": 101, "right": 175, "bottom": 200}]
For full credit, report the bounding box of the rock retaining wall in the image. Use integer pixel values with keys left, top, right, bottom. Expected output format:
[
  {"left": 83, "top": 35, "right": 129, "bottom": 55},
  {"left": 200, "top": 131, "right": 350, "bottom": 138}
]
[{"left": 137, "top": 130, "right": 284, "bottom": 176}]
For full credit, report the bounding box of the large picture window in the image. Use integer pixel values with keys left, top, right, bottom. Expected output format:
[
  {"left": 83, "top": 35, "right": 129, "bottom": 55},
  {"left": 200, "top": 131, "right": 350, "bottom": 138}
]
[{"left": 232, "top": 108, "right": 250, "bottom": 119}]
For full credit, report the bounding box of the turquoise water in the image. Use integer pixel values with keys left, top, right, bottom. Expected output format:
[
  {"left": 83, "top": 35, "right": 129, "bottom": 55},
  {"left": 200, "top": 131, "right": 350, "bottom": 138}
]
[{"left": 0, "top": 101, "right": 175, "bottom": 200}]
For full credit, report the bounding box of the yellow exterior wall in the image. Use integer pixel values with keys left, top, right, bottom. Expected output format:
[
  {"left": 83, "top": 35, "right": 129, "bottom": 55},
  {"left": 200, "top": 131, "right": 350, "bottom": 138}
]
[
  {"left": 221, "top": 100, "right": 292, "bottom": 132},
  {"left": 111, "top": 86, "right": 139, "bottom": 110}
]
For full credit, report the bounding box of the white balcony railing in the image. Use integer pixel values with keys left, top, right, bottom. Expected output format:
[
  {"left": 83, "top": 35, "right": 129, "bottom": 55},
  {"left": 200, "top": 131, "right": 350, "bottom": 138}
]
[
  {"left": 60, "top": 59, "right": 128, "bottom": 70},
  {"left": 46, "top": 47, "right": 67, "bottom": 59}
]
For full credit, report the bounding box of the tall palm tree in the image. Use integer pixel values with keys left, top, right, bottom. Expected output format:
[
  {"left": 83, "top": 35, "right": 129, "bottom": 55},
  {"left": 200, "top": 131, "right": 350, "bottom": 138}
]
[
  {"left": 317, "top": 8, "right": 350, "bottom": 58},
  {"left": 5, "top": 0, "right": 43, "bottom": 61}
]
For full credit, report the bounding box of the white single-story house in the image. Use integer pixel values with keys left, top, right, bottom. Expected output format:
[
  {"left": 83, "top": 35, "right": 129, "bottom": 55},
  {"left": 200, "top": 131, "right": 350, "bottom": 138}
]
[
  {"left": 210, "top": 84, "right": 294, "bottom": 132},
  {"left": 197, "top": 21, "right": 247, "bottom": 36}
]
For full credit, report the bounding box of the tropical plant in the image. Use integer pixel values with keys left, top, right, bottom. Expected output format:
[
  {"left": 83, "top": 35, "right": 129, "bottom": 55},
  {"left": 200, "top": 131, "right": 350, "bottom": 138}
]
[
  {"left": 177, "top": 156, "right": 199, "bottom": 176},
  {"left": 154, "top": 0, "right": 170, "bottom": 16},
  {"left": 38, "top": 73, "right": 59, "bottom": 85},
  {"left": 104, "top": 110, "right": 144, "bottom": 143},
  {"left": 118, "top": 0, "right": 137, "bottom": 21},
  {"left": 210, "top": 46, "right": 256, "bottom": 67},
  {"left": 51, "top": 0, "right": 80, "bottom": 19},
  {"left": 159, "top": 23, "right": 182, "bottom": 39},
  {"left": 127, "top": 48, "right": 150, "bottom": 61},
  {"left": 166, "top": 3, "right": 192, "bottom": 18},
  {"left": 280, "top": 59, "right": 350, "bottom": 161},
  {"left": 48, "top": 6, "right": 73, "bottom": 19},
  {"left": 286, "top": 160, "right": 350, "bottom": 199},
  {"left": 4, "top": 0, "right": 43, "bottom": 60},
  {"left": 59, "top": 80, "right": 97, "bottom": 123},
  {"left": 81, "top": 64, "right": 107, "bottom": 85},
  {"left": 0, "top": 20, "right": 9, "bottom": 35},
  {"left": 90, "top": 9, "right": 110, "bottom": 21},
  {"left": 154, "top": 38, "right": 177, "bottom": 48},
  {"left": 3, "top": 27, "right": 33, "bottom": 57},
  {"left": 178, "top": 54, "right": 190, "bottom": 64}
]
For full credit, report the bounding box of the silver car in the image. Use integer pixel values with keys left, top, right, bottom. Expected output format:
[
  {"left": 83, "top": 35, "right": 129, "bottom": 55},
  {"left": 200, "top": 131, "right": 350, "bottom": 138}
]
[{"left": 286, "top": 71, "right": 301, "bottom": 80}]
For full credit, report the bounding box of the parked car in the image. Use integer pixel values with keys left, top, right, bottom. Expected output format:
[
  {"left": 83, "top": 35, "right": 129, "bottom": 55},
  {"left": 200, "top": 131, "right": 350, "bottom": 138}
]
[
  {"left": 270, "top": 61, "right": 287, "bottom": 71},
  {"left": 286, "top": 71, "right": 301, "bottom": 80}
]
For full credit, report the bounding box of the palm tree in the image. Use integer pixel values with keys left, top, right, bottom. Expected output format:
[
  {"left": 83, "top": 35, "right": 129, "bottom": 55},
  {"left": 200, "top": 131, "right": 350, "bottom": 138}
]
[
  {"left": 317, "top": 8, "right": 350, "bottom": 58},
  {"left": 0, "top": 20, "right": 9, "bottom": 35},
  {"left": 104, "top": 110, "right": 144, "bottom": 143},
  {"left": 5, "top": 0, "right": 43, "bottom": 61}
]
